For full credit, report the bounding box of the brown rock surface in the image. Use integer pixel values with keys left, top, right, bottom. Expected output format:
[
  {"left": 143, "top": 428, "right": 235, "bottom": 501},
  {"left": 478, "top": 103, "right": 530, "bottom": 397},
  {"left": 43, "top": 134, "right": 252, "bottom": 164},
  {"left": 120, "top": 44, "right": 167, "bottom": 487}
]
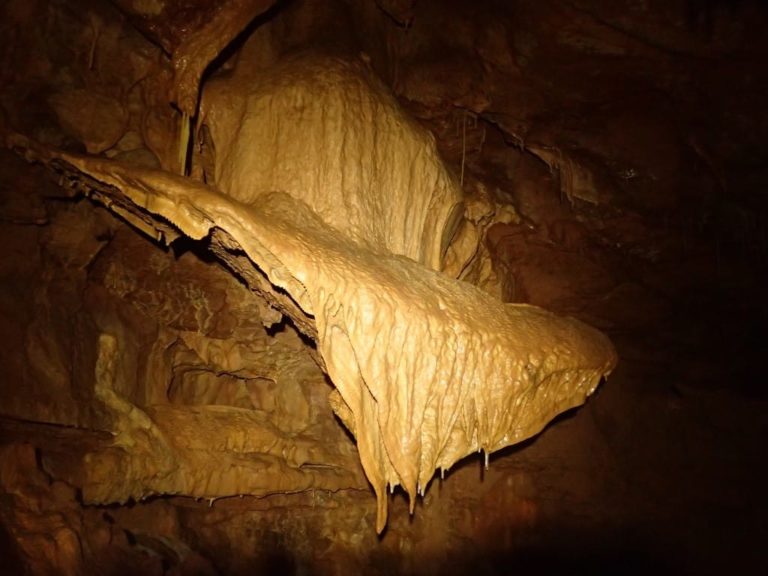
[
  {"left": 13, "top": 129, "right": 615, "bottom": 530},
  {"left": 1, "top": 0, "right": 767, "bottom": 574}
]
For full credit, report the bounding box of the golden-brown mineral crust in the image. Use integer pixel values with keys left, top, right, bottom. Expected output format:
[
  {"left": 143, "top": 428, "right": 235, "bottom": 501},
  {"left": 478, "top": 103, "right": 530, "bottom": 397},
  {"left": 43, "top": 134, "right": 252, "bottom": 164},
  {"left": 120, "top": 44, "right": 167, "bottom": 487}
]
[
  {"left": 6, "top": 53, "right": 616, "bottom": 532},
  {"left": 112, "top": 0, "right": 278, "bottom": 116},
  {"left": 198, "top": 53, "right": 464, "bottom": 272},
  {"left": 12, "top": 135, "right": 616, "bottom": 531}
]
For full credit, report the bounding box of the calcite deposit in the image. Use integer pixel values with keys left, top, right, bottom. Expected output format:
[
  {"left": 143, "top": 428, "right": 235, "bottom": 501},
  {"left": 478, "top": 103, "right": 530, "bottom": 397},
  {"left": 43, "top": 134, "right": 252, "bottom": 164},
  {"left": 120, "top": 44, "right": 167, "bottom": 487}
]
[
  {"left": 8, "top": 51, "right": 616, "bottom": 531},
  {"left": 197, "top": 54, "right": 464, "bottom": 271},
  {"left": 4, "top": 0, "right": 768, "bottom": 573}
]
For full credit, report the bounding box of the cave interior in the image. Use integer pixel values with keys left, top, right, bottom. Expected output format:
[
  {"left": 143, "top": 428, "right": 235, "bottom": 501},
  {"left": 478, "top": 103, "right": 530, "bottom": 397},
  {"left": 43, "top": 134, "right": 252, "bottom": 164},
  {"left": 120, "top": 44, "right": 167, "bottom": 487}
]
[{"left": 0, "top": 0, "right": 767, "bottom": 574}]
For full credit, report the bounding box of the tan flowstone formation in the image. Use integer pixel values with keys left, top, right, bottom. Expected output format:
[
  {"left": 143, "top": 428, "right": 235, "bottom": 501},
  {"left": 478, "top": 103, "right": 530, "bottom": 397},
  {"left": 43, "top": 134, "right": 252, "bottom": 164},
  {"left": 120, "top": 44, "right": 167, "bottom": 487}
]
[
  {"left": 7, "top": 54, "right": 616, "bottom": 532},
  {"left": 196, "top": 54, "right": 465, "bottom": 272}
]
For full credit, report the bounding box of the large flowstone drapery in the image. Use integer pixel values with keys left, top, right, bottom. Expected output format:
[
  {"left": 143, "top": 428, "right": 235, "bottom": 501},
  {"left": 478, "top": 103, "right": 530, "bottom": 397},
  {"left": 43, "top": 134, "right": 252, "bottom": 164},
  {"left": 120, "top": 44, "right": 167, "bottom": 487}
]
[{"left": 6, "top": 54, "right": 616, "bottom": 532}]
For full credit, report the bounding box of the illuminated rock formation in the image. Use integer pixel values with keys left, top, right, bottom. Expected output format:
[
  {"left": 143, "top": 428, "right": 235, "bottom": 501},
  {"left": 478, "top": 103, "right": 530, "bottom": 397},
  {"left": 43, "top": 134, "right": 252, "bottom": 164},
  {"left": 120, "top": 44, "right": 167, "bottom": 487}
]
[
  {"left": 10, "top": 52, "right": 616, "bottom": 530},
  {"left": 196, "top": 54, "right": 464, "bottom": 272}
]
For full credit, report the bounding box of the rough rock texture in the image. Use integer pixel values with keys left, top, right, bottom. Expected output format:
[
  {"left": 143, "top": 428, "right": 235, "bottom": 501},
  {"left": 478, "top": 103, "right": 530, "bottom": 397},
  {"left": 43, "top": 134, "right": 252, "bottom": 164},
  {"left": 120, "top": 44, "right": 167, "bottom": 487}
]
[
  {"left": 7, "top": 40, "right": 618, "bottom": 533},
  {"left": 13, "top": 130, "right": 616, "bottom": 530},
  {"left": 198, "top": 53, "right": 465, "bottom": 271},
  {"left": 2, "top": 0, "right": 767, "bottom": 574},
  {"left": 0, "top": 147, "right": 367, "bottom": 508}
]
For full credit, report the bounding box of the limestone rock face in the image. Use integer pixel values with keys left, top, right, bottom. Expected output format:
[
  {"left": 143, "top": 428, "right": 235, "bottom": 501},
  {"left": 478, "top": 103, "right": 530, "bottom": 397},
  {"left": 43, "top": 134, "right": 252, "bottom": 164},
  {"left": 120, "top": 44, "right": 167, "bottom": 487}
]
[
  {"left": 6, "top": 40, "right": 617, "bottom": 536},
  {"left": 17, "top": 120, "right": 616, "bottom": 531},
  {"left": 48, "top": 89, "right": 128, "bottom": 155},
  {"left": 4, "top": 1, "right": 768, "bottom": 572},
  {"left": 0, "top": 145, "right": 367, "bottom": 509}
]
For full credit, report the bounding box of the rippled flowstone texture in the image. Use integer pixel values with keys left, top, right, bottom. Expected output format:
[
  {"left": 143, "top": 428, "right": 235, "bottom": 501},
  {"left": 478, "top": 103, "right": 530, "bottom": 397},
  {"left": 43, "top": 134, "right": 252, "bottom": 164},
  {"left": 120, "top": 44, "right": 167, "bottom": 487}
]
[{"left": 7, "top": 50, "right": 616, "bottom": 532}]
